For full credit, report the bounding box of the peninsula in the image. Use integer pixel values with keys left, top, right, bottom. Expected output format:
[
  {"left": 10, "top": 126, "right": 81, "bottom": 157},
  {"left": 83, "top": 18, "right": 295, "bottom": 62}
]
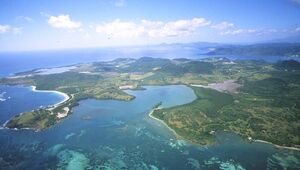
[{"left": 1, "top": 57, "right": 299, "bottom": 148}]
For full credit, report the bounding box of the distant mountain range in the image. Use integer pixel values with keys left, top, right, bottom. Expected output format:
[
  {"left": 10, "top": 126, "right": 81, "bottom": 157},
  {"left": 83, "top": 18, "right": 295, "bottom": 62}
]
[
  {"left": 204, "top": 43, "right": 300, "bottom": 57},
  {"left": 268, "top": 35, "right": 300, "bottom": 43},
  {"left": 153, "top": 40, "right": 300, "bottom": 57}
]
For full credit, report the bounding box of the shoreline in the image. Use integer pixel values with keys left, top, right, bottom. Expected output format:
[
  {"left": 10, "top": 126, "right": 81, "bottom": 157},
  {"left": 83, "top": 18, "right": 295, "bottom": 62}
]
[
  {"left": 9, "top": 65, "right": 77, "bottom": 79},
  {"left": 254, "top": 139, "right": 300, "bottom": 151},
  {"left": 2, "top": 85, "right": 300, "bottom": 151},
  {"left": 148, "top": 108, "right": 215, "bottom": 147},
  {"left": 30, "top": 86, "right": 70, "bottom": 107},
  {"left": 148, "top": 109, "right": 300, "bottom": 152},
  {"left": 0, "top": 86, "right": 71, "bottom": 130},
  {"left": 148, "top": 108, "right": 181, "bottom": 138},
  {"left": 1, "top": 119, "right": 39, "bottom": 132}
]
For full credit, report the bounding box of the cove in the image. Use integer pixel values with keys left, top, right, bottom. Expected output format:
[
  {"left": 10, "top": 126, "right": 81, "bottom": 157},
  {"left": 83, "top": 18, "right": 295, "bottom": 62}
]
[{"left": 0, "top": 85, "right": 299, "bottom": 169}]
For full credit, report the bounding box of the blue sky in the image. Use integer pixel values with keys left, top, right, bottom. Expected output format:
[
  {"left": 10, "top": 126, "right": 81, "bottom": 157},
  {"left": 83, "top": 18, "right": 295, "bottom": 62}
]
[{"left": 0, "top": 0, "right": 300, "bottom": 51}]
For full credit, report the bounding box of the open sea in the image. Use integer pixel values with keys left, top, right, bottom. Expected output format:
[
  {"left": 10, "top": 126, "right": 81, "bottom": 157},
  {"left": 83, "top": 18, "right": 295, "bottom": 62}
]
[
  {"left": 0, "top": 48, "right": 300, "bottom": 169},
  {"left": 1, "top": 47, "right": 299, "bottom": 78}
]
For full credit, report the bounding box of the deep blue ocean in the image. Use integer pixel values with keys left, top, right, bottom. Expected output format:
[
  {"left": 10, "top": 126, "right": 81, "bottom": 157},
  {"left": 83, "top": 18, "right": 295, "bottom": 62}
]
[
  {"left": 0, "top": 48, "right": 300, "bottom": 169},
  {"left": 1, "top": 47, "right": 299, "bottom": 78},
  {"left": 0, "top": 47, "right": 203, "bottom": 77}
]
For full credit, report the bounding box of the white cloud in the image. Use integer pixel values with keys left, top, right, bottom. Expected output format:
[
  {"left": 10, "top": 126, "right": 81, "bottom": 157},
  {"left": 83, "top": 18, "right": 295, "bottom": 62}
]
[
  {"left": 291, "top": 0, "right": 300, "bottom": 4},
  {"left": 96, "top": 19, "right": 145, "bottom": 38},
  {"left": 295, "top": 27, "right": 300, "bottom": 32},
  {"left": 17, "top": 16, "right": 34, "bottom": 23},
  {"left": 115, "top": 0, "right": 125, "bottom": 7},
  {"left": 0, "top": 25, "right": 11, "bottom": 33},
  {"left": 222, "top": 29, "right": 257, "bottom": 35},
  {"left": 141, "top": 20, "right": 164, "bottom": 28},
  {"left": 221, "top": 28, "right": 279, "bottom": 36},
  {"left": 13, "top": 27, "right": 23, "bottom": 35},
  {"left": 211, "top": 21, "right": 234, "bottom": 30},
  {"left": 40, "top": 11, "right": 50, "bottom": 17},
  {"left": 48, "top": 15, "right": 81, "bottom": 29},
  {"left": 156, "top": 18, "right": 210, "bottom": 37},
  {"left": 0, "top": 25, "right": 23, "bottom": 35},
  {"left": 83, "top": 33, "right": 91, "bottom": 39},
  {"left": 96, "top": 18, "right": 210, "bottom": 38}
]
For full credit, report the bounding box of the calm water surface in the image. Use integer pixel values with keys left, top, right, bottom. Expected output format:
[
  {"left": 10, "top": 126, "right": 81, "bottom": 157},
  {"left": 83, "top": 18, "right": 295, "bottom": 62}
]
[
  {"left": 0, "top": 85, "right": 299, "bottom": 169},
  {"left": 1, "top": 47, "right": 299, "bottom": 77}
]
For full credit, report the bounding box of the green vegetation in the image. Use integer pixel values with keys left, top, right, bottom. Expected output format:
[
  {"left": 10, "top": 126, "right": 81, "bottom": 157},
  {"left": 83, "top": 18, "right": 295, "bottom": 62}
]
[
  {"left": 274, "top": 60, "right": 300, "bottom": 71},
  {"left": 151, "top": 59, "right": 300, "bottom": 147},
  {"left": 152, "top": 102, "right": 162, "bottom": 109},
  {"left": 5, "top": 109, "right": 56, "bottom": 130},
  {"left": 153, "top": 87, "right": 233, "bottom": 145},
  {"left": 1, "top": 70, "right": 135, "bottom": 130},
  {"left": 1, "top": 57, "right": 300, "bottom": 148},
  {"left": 206, "top": 43, "right": 300, "bottom": 57}
]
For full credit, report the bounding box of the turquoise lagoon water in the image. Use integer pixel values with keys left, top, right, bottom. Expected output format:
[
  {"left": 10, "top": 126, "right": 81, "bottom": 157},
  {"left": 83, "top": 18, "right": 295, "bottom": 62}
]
[{"left": 0, "top": 85, "right": 299, "bottom": 169}]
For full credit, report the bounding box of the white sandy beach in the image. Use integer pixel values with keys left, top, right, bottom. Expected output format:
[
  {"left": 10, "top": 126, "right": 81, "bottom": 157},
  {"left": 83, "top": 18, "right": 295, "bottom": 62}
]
[
  {"left": 56, "top": 107, "right": 70, "bottom": 118},
  {"left": 148, "top": 108, "right": 180, "bottom": 138},
  {"left": 30, "top": 86, "right": 70, "bottom": 107},
  {"left": 148, "top": 108, "right": 300, "bottom": 151},
  {"left": 254, "top": 139, "right": 300, "bottom": 151},
  {"left": 1, "top": 87, "right": 71, "bottom": 130}
]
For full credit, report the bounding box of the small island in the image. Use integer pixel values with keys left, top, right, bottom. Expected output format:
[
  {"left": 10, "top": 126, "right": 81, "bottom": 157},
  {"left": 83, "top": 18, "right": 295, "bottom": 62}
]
[{"left": 1, "top": 57, "right": 300, "bottom": 149}]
